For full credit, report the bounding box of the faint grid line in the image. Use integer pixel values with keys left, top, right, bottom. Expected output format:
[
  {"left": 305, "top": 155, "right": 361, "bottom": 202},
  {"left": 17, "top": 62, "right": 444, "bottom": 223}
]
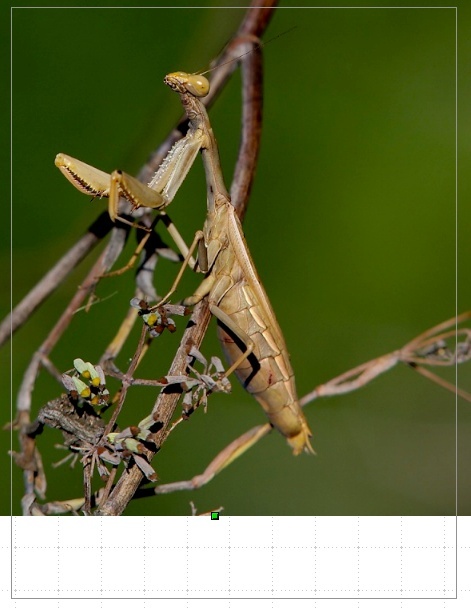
[
  {"left": 100, "top": 518, "right": 103, "bottom": 596},
  {"left": 12, "top": 519, "right": 17, "bottom": 594},
  {"left": 400, "top": 517, "right": 403, "bottom": 596},
  {"left": 271, "top": 516, "right": 274, "bottom": 596},
  {"left": 314, "top": 517, "right": 317, "bottom": 595},
  {"left": 444, "top": 517, "right": 446, "bottom": 595},
  {"left": 186, "top": 517, "right": 188, "bottom": 597},
  {"left": 143, "top": 517, "right": 146, "bottom": 595},
  {"left": 357, "top": 517, "right": 360, "bottom": 596},
  {"left": 57, "top": 517, "right": 59, "bottom": 595}
]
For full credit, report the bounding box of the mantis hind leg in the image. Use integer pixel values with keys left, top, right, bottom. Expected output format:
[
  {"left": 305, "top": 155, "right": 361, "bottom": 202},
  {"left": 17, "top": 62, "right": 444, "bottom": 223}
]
[
  {"left": 149, "top": 230, "right": 206, "bottom": 310},
  {"left": 98, "top": 221, "right": 156, "bottom": 279},
  {"left": 154, "top": 423, "right": 271, "bottom": 493}
]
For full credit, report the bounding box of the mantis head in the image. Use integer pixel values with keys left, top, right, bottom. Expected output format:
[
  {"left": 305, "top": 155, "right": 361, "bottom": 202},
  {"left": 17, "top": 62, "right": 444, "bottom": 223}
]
[{"left": 164, "top": 72, "right": 210, "bottom": 98}]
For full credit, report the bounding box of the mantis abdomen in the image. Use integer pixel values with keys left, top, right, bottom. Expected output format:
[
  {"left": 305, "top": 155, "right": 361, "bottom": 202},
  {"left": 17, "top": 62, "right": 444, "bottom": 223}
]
[{"left": 204, "top": 202, "right": 314, "bottom": 455}]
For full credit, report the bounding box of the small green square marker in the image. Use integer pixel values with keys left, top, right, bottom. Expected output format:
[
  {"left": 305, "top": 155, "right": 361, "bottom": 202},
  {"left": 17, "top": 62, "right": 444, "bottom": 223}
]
[{"left": 211, "top": 512, "right": 219, "bottom": 520}]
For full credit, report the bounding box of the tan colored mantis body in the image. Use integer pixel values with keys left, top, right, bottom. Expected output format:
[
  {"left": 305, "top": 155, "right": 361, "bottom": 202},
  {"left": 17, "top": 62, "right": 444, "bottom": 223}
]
[
  {"left": 193, "top": 198, "right": 314, "bottom": 455},
  {"left": 55, "top": 69, "right": 313, "bottom": 455},
  {"left": 157, "top": 72, "right": 314, "bottom": 455}
]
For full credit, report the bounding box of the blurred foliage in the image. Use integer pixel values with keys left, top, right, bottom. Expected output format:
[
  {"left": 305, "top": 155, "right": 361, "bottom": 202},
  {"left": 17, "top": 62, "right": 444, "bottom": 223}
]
[{"left": 3, "top": 2, "right": 470, "bottom": 516}]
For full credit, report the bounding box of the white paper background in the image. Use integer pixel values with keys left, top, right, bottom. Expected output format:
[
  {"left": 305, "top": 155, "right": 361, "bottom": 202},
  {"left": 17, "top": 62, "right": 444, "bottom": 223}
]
[{"left": 1, "top": 515, "right": 470, "bottom": 605}]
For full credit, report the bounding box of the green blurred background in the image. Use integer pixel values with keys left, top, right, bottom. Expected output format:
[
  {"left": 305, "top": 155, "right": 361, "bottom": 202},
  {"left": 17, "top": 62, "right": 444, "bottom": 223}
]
[{"left": 3, "top": 1, "right": 470, "bottom": 516}]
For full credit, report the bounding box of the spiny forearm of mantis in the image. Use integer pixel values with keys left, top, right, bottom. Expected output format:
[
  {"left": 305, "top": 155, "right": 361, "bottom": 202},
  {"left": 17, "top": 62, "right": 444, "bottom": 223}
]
[
  {"left": 54, "top": 74, "right": 210, "bottom": 226},
  {"left": 53, "top": 75, "right": 213, "bottom": 289}
]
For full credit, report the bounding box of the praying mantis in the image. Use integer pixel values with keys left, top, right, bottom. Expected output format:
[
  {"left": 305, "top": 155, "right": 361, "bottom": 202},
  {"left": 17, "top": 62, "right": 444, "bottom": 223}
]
[{"left": 55, "top": 66, "right": 314, "bottom": 456}]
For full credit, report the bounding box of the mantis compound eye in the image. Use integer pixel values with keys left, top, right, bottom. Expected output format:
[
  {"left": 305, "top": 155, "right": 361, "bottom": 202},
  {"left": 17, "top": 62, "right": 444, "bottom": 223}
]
[{"left": 185, "top": 74, "right": 210, "bottom": 97}]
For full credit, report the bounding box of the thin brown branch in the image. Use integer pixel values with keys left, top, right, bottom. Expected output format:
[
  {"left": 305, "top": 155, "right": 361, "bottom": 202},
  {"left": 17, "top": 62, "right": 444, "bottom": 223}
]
[
  {"left": 410, "top": 365, "right": 471, "bottom": 402},
  {"left": 12, "top": 246, "right": 115, "bottom": 506},
  {"left": 230, "top": 36, "right": 263, "bottom": 219},
  {"left": 96, "top": 301, "right": 212, "bottom": 515},
  {"left": 301, "top": 312, "right": 471, "bottom": 407}
]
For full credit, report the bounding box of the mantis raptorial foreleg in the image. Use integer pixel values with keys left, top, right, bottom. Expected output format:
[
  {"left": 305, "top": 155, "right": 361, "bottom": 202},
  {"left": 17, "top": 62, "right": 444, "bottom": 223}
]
[
  {"left": 55, "top": 76, "right": 209, "bottom": 282},
  {"left": 55, "top": 117, "right": 205, "bottom": 224}
]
